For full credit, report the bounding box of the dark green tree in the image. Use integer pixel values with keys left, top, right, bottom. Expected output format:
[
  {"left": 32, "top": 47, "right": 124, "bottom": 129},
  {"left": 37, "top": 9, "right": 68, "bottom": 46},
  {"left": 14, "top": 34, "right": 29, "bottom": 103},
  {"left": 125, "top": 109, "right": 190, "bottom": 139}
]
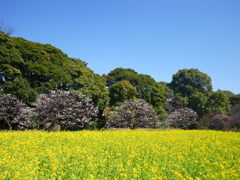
[
  {"left": 222, "top": 90, "right": 235, "bottom": 98},
  {"left": 189, "top": 90, "right": 230, "bottom": 118},
  {"left": 109, "top": 80, "right": 136, "bottom": 106},
  {"left": 221, "top": 90, "right": 240, "bottom": 106},
  {"left": 230, "top": 94, "right": 240, "bottom": 106},
  {"left": 169, "top": 69, "right": 231, "bottom": 118},
  {"left": 0, "top": 31, "right": 109, "bottom": 108},
  {"left": 2, "top": 77, "right": 37, "bottom": 105},
  {"left": 188, "top": 91, "right": 209, "bottom": 118},
  {"left": 170, "top": 69, "right": 212, "bottom": 98},
  {"left": 106, "top": 68, "right": 167, "bottom": 116},
  {"left": 205, "top": 90, "right": 230, "bottom": 115}
]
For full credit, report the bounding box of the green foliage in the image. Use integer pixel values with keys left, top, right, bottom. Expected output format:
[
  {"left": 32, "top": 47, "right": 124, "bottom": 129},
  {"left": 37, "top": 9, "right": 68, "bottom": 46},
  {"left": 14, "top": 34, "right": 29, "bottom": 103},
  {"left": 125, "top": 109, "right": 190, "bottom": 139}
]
[
  {"left": 106, "top": 68, "right": 138, "bottom": 84},
  {"left": 0, "top": 31, "right": 235, "bottom": 127},
  {"left": 230, "top": 94, "right": 240, "bottom": 105},
  {"left": 2, "top": 77, "right": 37, "bottom": 105},
  {"left": 169, "top": 69, "right": 231, "bottom": 118},
  {"left": 188, "top": 91, "right": 209, "bottom": 118},
  {"left": 106, "top": 68, "right": 167, "bottom": 116},
  {"left": 109, "top": 80, "right": 137, "bottom": 106},
  {"left": 205, "top": 90, "right": 231, "bottom": 115},
  {"left": 164, "top": 92, "right": 188, "bottom": 113},
  {"left": 221, "top": 90, "right": 240, "bottom": 106},
  {"left": 188, "top": 90, "right": 230, "bottom": 118},
  {"left": 0, "top": 31, "right": 108, "bottom": 107},
  {"left": 222, "top": 90, "right": 235, "bottom": 98},
  {"left": 170, "top": 69, "right": 212, "bottom": 98}
]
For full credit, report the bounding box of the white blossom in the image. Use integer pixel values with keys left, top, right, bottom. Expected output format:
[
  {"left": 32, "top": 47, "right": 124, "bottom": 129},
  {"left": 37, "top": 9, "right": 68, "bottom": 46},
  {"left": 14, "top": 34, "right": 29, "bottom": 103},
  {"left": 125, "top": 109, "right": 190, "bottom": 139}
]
[
  {"left": 106, "top": 99, "right": 158, "bottom": 129},
  {"left": 166, "top": 108, "right": 198, "bottom": 129},
  {"left": 0, "top": 94, "right": 32, "bottom": 130},
  {"left": 33, "top": 90, "right": 98, "bottom": 130}
]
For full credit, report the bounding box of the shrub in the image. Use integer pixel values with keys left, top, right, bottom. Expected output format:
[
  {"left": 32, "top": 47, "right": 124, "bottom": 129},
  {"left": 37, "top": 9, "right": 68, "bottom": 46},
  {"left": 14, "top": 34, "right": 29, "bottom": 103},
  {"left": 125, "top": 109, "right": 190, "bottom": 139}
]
[
  {"left": 33, "top": 90, "right": 98, "bottom": 131},
  {"left": 199, "top": 113, "right": 235, "bottom": 130},
  {"left": 0, "top": 94, "right": 32, "bottom": 130},
  {"left": 166, "top": 108, "right": 198, "bottom": 129},
  {"left": 105, "top": 99, "right": 158, "bottom": 129}
]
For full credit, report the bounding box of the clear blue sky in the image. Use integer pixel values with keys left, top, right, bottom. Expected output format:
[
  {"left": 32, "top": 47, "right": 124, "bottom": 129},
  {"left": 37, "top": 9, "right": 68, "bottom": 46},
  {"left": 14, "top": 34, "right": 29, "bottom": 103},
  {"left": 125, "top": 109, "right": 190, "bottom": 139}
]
[{"left": 1, "top": 0, "right": 240, "bottom": 93}]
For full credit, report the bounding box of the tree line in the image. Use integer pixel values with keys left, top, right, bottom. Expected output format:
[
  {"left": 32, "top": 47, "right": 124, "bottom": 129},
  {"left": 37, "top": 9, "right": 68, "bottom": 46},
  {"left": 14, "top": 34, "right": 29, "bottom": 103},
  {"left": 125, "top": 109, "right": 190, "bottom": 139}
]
[{"left": 0, "top": 31, "right": 239, "bottom": 131}]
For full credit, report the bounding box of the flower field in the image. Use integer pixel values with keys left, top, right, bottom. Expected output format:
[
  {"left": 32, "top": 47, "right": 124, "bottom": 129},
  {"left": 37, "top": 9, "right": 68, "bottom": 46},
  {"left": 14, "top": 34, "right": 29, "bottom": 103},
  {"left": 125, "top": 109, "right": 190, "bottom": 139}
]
[{"left": 0, "top": 130, "right": 239, "bottom": 179}]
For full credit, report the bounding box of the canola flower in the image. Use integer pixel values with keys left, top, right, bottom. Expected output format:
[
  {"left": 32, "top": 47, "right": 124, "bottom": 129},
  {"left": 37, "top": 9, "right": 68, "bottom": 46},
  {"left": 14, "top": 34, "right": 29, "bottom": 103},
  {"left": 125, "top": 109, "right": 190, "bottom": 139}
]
[{"left": 0, "top": 130, "right": 239, "bottom": 179}]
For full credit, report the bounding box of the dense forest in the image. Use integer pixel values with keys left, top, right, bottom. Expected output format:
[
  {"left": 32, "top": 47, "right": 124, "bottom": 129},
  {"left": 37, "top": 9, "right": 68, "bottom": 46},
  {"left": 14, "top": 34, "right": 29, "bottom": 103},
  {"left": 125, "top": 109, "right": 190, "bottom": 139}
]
[{"left": 0, "top": 31, "right": 239, "bottom": 131}]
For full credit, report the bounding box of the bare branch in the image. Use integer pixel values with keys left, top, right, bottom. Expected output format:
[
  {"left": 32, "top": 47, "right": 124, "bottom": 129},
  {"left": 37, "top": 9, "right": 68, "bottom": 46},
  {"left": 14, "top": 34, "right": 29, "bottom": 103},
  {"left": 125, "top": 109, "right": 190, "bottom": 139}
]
[{"left": 0, "top": 19, "right": 15, "bottom": 35}]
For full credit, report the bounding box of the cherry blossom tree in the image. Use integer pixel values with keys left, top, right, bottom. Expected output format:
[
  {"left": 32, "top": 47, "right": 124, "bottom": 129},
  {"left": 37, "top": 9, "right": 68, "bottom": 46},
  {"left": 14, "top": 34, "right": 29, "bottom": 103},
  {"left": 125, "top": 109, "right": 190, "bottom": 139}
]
[
  {"left": 33, "top": 90, "right": 98, "bottom": 130},
  {"left": 166, "top": 108, "right": 198, "bottom": 129},
  {"left": 106, "top": 99, "right": 158, "bottom": 129},
  {"left": 0, "top": 94, "right": 32, "bottom": 130}
]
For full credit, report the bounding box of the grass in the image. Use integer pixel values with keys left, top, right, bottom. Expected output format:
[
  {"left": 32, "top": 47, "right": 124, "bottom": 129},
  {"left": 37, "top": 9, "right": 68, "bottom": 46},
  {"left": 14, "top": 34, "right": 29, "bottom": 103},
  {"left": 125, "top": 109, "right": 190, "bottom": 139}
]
[{"left": 0, "top": 130, "right": 239, "bottom": 179}]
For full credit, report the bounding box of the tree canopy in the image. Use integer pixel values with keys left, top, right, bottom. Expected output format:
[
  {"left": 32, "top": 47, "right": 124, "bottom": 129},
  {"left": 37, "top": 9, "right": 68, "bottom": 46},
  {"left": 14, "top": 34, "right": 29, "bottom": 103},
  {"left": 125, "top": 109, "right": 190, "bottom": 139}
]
[
  {"left": 106, "top": 68, "right": 167, "bottom": 116},
  {"left": 109, "top": 80, "right": 137, "bottom": 106},
  {"left": 169, "top": 69, "right": 231, "bottom": 118},
  {"left": 0, "top": 31, "right": 238, "bottom": 131},
  {"left": 170, "top": 69, "right": 212, "bottom": 98},
  {"left": 0, "top": 31, "right": 108, "bottom": 107}
]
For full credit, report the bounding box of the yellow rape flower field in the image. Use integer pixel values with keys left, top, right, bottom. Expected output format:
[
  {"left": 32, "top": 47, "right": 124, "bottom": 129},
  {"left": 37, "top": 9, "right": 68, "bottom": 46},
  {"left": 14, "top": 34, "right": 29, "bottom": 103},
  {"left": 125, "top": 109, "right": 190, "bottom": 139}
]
[{"left": 0, "top": 130, "right": 239, "bottom": 180}]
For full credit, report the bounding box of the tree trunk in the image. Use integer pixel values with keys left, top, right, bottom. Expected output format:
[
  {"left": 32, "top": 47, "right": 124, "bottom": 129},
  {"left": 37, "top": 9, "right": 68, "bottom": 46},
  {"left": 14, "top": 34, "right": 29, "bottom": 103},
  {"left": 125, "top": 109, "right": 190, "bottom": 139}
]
[
  {"left": 47, "top": 122, "right": 56, "bottom": 132},
  {"left": 5, "top": 119, "right": 12, "bottom": 130}
]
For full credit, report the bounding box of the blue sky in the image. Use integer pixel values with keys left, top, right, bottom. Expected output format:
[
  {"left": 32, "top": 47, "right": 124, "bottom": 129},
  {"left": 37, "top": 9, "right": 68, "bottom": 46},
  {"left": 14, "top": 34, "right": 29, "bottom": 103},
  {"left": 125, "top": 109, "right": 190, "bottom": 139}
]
[{"left": 1, "top": 0, "right": 240, "bottom": 93}]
